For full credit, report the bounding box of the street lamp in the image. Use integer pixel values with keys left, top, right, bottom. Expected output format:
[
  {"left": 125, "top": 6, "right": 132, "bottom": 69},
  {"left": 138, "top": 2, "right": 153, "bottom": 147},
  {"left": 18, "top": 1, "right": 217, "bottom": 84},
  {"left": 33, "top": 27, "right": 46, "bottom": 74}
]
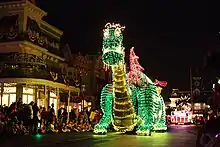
[{"left": 81, "top": 85, "right": 86, "bottom": 112}]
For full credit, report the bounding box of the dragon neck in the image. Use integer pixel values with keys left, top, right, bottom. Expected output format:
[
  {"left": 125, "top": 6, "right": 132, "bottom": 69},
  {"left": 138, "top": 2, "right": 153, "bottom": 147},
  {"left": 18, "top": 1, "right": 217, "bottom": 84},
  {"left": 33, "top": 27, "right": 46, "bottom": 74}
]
[
  {"left": 111, "top": 64, "right": 136, "bottom": 131},
  {"left": 112, "top": 64, "right": 130, "bottom": 98}
]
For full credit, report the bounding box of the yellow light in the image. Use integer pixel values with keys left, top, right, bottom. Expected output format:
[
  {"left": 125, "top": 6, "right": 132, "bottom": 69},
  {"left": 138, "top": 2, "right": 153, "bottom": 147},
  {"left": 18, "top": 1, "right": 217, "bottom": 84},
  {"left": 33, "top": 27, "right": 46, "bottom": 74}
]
[
  {"left": 94, "top": 129, "right": 108, "bottom": 134},
  {"left": 113, "top": 80, "right": 124, "bottom": 83},
  {"left": 113, "top": 85, "right": 126, "bottom": 88},
  {"left": 113, "top": 113, "right": 135, "bottom": 119},
  {"left": 112, "top": 114, "right": 140, "bottom": 132},
  {"left": 113, "top": 107, "right": 133, "bottom": 112},
  {"left": 136, "top": 130, "right": 151, "bottom": 135},
  {"left": 114, "top": 73, "right": 124, "bottom": 76},
  {"left": 114, "top": 101, "right": 131, "bottom": 105},
  {"left": 114, "top": 89, "right": 126, "bottom": 93}
]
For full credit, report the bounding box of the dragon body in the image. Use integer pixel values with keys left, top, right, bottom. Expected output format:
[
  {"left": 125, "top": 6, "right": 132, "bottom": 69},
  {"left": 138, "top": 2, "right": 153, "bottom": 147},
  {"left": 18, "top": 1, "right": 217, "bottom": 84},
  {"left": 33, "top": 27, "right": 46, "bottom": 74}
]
[{"left": 94, "top": 23, "right": 167, "bottom": 136}]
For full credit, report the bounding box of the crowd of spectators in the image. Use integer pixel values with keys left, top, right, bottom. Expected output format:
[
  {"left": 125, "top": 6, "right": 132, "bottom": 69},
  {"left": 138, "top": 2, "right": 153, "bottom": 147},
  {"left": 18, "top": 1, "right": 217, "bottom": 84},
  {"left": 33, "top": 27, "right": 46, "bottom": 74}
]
[{"left": 0, "top": 98, "right": 101, "bottom": 136}]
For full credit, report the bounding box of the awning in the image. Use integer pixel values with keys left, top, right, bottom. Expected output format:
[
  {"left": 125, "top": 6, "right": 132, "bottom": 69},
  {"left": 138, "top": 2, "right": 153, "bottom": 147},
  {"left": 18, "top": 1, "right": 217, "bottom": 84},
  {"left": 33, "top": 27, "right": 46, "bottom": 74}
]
[{"left": 0, "top": 78, "right": 80, "bottom": 92}]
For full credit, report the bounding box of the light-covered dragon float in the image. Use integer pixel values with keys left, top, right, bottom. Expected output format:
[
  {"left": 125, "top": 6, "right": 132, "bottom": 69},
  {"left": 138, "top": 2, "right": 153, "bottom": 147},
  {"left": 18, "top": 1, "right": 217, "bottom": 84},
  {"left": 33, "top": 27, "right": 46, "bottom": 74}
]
[{"left": 94, "top": 23, "right": 167, "bottom": 136}]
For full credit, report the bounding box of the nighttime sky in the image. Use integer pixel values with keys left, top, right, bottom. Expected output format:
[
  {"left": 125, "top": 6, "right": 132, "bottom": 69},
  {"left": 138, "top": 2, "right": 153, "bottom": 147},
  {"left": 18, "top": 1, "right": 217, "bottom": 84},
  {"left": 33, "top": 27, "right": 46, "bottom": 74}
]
[{"left": 35, "top": 0, "right": 218, "bottom": 96}]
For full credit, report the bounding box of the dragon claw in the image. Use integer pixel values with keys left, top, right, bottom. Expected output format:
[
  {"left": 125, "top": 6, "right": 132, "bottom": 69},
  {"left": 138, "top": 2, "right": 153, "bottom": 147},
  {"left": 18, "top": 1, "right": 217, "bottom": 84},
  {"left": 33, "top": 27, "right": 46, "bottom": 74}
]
[
  {"left": 136, "top": 125, "right": 153, "bottom": 136},
  {"left": 93, "top": 124, "right": 108, "bottom": 135},
  {"left": 94, "top": 131, "right": 107, "bottom": 135},
  {"left": 136, "top": 130, "right": 152, "bottom": 136}
]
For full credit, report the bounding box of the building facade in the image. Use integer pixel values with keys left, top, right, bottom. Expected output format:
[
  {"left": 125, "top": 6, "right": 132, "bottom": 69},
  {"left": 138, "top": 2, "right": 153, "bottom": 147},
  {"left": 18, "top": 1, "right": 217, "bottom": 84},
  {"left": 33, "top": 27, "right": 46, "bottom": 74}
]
[
  {"left": 204, "top": 49, "right": 220, "bottom": 115},
  {"left": 65, "top": 53, "right": 111, "bottom": 111},
  {"left": 168, "top": 89, "right": 210, "bottom": 116},
  {"left": 0, "top": 0, "right": 80, "bottom": 113}
]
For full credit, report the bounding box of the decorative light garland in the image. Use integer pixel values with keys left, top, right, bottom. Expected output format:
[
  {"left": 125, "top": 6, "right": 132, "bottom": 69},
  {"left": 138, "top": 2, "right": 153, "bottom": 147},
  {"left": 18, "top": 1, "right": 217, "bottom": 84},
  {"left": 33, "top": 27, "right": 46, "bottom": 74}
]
[
  {"left": 50, "top": 71, "right": 58, "bottom": 81},
  {"left": 113, "top": 107, "right": 133, "bottom": 112},
  {"left": 114, "top": 101, "right": 132, "bottom": 105}
]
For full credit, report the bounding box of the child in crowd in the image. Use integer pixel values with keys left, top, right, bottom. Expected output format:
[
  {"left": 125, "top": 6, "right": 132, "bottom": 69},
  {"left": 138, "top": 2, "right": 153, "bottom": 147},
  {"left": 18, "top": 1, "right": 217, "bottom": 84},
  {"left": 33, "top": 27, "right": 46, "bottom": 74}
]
[
  {"left": 72, "top": 121, "right": 80, "bottom": 132},
  {"left": 15, "top": 121, "right": 28, "bottom": 135},
  {"left": 67, "top": 121, "right": 74, "bottom": 131},
  {"left": 78, "top": 119, "right": 86, "bottom": 132},
  {"left": 40, "top": 120, "right": 46, "bottom": 134},
  {"left": 50, "top": 121, "right": 58, "bottom": 133},
  {"left": 61, "top": 123, "right": 70, "bottom": 132},
  {"left": 84, "top": 120, "right": 93, "bottom": 132}
]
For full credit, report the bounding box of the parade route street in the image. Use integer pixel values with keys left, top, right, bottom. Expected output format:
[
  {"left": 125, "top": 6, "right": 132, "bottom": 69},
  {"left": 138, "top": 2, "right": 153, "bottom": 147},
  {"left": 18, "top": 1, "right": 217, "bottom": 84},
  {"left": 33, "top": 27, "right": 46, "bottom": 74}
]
[{"left": 1, "top": 125, "right": 199, "bottom": 147}]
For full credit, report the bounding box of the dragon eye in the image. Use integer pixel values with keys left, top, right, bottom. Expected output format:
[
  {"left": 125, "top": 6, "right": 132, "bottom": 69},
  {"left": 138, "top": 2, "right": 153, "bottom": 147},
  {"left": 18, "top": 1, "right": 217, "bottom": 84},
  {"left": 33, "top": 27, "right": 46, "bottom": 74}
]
[
  {"left": 104, "top": 30, "right": 109, "bottom": 38},
  {"left": 114, "top": 28, "right": 121, "bottom": 37}
]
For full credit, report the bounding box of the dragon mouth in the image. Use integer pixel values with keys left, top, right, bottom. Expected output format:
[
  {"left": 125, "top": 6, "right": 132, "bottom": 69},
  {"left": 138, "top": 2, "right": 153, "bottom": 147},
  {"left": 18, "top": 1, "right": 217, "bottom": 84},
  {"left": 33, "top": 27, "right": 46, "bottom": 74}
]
[
  {"left": 103, "top": 39, "right": 120, "bottom": 49},
  {"left": 102, "top": 51, "right": 123, "bottom": 66}
]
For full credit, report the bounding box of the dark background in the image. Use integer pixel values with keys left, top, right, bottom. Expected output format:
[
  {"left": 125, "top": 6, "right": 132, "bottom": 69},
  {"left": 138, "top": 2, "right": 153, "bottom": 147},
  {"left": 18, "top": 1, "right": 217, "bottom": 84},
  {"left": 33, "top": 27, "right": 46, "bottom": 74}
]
[{"left": 5, "top": 0, "right": 220, "bottom": 98}]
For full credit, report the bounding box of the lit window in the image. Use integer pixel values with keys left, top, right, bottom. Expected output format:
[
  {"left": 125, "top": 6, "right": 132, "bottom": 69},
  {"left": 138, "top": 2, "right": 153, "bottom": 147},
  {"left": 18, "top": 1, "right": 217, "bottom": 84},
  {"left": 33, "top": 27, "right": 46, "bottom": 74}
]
[
  {"left": 4, "top": 87, "right": 16, "bottom": 93},
  {"left": 194, "top": 103, "right": 201, "bottom": 110},
  {"left": 50, "top": 92, "right": 56, "bottom": 97},
  {"left": 28, "top": 95, "right": 33, "bottom": 104},
  {"left": 37, "top": 99, "right": 44, "bottom": 107},
  {"left": 49, "top": 92, "right": 57, "bottom": 114},
  {"left": 4, "top": 83, "right": 16, "bottom": 87},
  {"left": 2, "top": 95, "right": 9, "bottom": 106},
  {"left": 23, "top": 88, "right": 34, "bottom": 94},
  {"left": 23, "top": 94, "right": 34, "bottom": 104},
  {"left": 22, "top": 95, "right": 28, "bottom": 104},
  {"left": 22, "top": 87, "right": 34, "bottom": 104},
  {"left": 9, "top": 94, "right": 16, "bottom": 105},
  {"left": 49, "top": 98, "right": 57, "bottom": 107},
  {"left": 0, "top": 87, "right": 16, "bottom": 106}
]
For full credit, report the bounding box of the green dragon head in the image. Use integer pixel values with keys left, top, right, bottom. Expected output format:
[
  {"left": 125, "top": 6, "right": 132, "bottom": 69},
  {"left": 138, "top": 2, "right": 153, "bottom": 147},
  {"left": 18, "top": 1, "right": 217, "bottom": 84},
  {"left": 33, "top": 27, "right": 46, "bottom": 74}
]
[{"left": 102, "top": 23, "right": 125, "bottom": 66}]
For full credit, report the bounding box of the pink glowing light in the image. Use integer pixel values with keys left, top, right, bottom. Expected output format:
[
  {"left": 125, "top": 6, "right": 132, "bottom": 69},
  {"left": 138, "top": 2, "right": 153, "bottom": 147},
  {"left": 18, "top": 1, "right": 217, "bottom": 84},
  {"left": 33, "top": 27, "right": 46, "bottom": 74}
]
[{"left": 171, "top": 111, "right": 192, "bottom": 124}]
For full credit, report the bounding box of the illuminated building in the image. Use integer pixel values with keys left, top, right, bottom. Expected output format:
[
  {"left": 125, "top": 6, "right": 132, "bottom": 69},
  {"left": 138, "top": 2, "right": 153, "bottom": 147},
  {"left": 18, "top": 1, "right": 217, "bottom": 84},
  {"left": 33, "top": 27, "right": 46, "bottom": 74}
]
[
  {"left": 0, "top": 0, "right": 80, "bottom": 113},
  {"left": 171, "top": 111, "right": 193, "bottom": 124},
  {"left": 168, "top": 89, "right": 193, "bottom": 124},
  {"left": 61, "top": 53, "right": 111, "bottom": 112},
  {"left": 168, "top": 88, "right": 210, "bottom": 123}
]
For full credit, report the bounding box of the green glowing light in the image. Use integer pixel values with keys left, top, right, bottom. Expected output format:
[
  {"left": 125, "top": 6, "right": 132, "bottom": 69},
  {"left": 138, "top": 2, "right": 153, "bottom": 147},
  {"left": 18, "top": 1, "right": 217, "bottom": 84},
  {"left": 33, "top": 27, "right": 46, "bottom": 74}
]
[
  {"left": 33, "top": 133, "right": 43, "bottom": 140},
  {"left": 94, "top": 84, "right": 113, "bottom": 134},
  {"left": 94, "top": 22, "right": 167, "bottom": 136}
]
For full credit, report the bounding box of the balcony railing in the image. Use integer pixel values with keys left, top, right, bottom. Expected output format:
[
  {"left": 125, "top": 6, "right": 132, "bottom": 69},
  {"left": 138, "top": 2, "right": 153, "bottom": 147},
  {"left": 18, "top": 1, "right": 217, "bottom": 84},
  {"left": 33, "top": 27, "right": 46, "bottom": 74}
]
[
  {"left": 0, "top": 53, "right": 81, "bottom": 87},
  {"left": 0, "top": 53, "right": 51, "bottom": 80}
]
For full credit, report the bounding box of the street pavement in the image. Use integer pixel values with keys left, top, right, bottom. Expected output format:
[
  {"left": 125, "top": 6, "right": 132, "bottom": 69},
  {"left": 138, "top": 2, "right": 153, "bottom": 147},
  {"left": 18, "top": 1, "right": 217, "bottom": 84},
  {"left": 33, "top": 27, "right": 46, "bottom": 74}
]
[{"left": 0, "top": 125, "right": 199, "bottom": 147}]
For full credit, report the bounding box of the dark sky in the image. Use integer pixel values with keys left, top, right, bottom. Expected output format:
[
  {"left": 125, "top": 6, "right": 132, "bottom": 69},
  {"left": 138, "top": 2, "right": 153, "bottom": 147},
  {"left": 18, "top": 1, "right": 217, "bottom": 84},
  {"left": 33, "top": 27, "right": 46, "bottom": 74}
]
[{"left": 36, "top": 0, "right": 219, "bottom": 96}]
